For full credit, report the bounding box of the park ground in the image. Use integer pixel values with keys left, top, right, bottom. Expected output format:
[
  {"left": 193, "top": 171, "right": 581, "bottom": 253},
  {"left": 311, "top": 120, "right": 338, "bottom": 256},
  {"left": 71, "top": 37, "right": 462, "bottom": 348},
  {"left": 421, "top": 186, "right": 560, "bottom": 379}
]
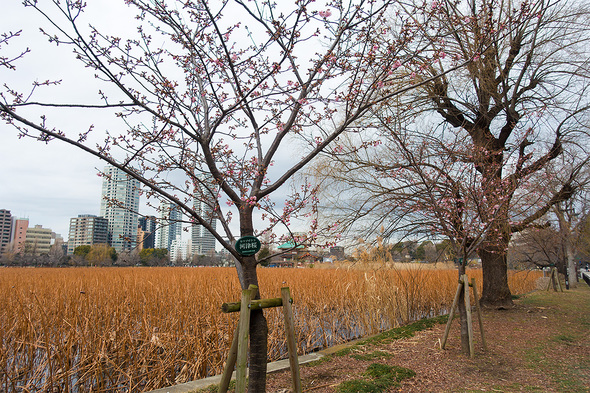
[{"left": 257, "top": 284, "right": 590, "bottom": 393}]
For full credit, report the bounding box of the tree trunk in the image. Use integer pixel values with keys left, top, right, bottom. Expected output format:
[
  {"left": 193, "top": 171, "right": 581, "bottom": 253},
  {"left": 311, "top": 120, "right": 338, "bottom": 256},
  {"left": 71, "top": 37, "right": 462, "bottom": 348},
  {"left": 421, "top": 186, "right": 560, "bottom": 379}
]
[
  {"left": 555, "top": 204, "right": 578, "bottom": 288},
  {"left": 457, "top": 266, "right": 470, "bottom": 355},
  {"left": 567, "top": 244, "right": 577, "bottom": 288},
  {"left": 248, "top": 308, "right": 268, "bottom": 392},
  {"left": 478, "top": 244, "right": 513, "bottom": 308},
  {"left": 238, "top": 207, "right": 268, "bottom": 392}
]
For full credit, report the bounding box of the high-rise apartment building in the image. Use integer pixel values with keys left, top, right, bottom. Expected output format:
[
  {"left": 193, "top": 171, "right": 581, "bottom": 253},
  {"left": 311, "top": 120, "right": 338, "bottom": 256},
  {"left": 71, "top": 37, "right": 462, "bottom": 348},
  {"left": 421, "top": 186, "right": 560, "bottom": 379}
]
[
  {"left": 191, "top": 178, "right": 217, "bottom": 255},
  {"left": 155, "top": 201, "right": 182, "bottom": 251},
  {"left": 0, "top": 209, "right": 12, "bottom": 256},
  {"left": 99, "top": 165, "right": 140, "bottom": 252},
  {"left": 138, "top": 216, "right": 157, "bottom": 249},
  {"left": 67, "top": 214, "right": 109, "bottom": 254}
]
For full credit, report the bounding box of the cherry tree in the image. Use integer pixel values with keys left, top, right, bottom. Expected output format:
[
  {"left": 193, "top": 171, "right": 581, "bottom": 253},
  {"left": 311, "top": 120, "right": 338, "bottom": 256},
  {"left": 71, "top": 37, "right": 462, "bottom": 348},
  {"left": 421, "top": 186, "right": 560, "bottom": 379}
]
[
  {"left": 314, "top": 0, "right": 590, "bottom": 308},
  {"left": 0, "top": 0, "right": 457, "bottom": 390},
  {"left": 410, "top": 0, "right": 590, "bottom": 307},
  {"left": 312, "top": 124, "right": 505, "bottom": 352}
]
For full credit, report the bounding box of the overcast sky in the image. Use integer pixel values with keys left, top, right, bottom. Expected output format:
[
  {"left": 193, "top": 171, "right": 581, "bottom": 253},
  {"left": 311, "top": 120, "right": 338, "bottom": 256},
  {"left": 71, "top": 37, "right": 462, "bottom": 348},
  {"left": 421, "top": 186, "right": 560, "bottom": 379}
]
[
  {"left": 0, "top": 1, "right": 310, "bottom": 242},
  {"left": 0, "top": 2, "right": 116, "bottom": 238}
]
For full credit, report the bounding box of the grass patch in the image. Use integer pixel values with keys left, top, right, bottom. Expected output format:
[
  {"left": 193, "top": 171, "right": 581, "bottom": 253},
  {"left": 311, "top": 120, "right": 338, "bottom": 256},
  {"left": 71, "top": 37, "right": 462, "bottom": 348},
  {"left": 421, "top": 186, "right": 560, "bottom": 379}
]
[
  {"left": 520, "top": 286, "right": 590, "bottom": 393},
  {"left": 350, "top": 351, "right": 394, "bottom": 361},
  {"left": 553, "top": 333, "right": 576, "bottom": 345},
  {"left": 361, "top": 315, "right": 448, "bottom": 346},
  {"left": 326, "top": 314, "right": 447, "bottom": 359},
  {"left": 337, "top": 363, "right": 415, "bottom": 393}
]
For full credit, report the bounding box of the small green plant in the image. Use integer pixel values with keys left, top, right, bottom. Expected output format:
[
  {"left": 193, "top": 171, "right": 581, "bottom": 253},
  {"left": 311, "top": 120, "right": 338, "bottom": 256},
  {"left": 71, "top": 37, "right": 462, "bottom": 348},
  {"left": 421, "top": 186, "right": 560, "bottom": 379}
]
[
  {"left": 337, "top": 363, "right": 415, "bottom": 393},
  {"left": 337, "top": 379, "right": 383, "bottom": 393}
]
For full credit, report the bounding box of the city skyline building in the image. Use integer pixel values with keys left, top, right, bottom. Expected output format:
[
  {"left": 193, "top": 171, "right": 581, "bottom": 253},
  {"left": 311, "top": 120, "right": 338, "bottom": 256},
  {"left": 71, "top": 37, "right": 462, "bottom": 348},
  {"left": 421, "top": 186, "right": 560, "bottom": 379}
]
[
  {"left": 24, "top": 224, "right": 53, "bottom": 255},
  {"left": 0, "top": 209, "right": 12, "bottom": 256},
  {"left": 99, "top": 165, "right": 140, "bottom": 253},
  {"left": 67, "top": 214, "right": 109, "bottom": 254},
  {"left": 10, "top": 217, "right": 29, "bottom": 254},
  {"left": 191, "top": 177, "right": 217, "bottom": 255},
  {"left": 170, "top": 238, "right": 189, "bottom": 263},
  {"left": 138, "top": 215, "right": 157, "bottom": 249},
  {"left": 155, "top": 201, "right": 182, "bottom": 252}
]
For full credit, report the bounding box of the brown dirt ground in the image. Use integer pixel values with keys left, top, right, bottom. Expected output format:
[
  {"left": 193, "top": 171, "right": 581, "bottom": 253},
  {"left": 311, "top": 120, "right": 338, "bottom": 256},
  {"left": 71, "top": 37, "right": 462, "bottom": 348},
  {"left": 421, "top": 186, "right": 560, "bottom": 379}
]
[{"left": 265, "top": 286, "right": 590, "bottom": 393}]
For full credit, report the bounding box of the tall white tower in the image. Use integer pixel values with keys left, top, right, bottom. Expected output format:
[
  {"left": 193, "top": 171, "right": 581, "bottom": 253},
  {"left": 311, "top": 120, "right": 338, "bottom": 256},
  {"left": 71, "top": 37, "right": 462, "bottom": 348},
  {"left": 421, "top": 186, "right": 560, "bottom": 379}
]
[
  {"left": 99, "top": 165, "right": 140, "bottom": 252},
  {"left": 155, "top": 201, "right": 182, "bottom": 251},
  {"left": 191, "top": 177, "right": 217, "bottom": 255}
]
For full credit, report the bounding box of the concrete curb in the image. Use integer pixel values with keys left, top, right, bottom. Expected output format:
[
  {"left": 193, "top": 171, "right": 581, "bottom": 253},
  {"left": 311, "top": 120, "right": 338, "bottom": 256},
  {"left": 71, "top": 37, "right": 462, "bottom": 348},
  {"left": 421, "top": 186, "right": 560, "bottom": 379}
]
[
  {"left": 147, "top": 329, "right": 390, "bottom": 393},
  {"left": 146, "top": 352, "right": 325, "bottom": 393}
]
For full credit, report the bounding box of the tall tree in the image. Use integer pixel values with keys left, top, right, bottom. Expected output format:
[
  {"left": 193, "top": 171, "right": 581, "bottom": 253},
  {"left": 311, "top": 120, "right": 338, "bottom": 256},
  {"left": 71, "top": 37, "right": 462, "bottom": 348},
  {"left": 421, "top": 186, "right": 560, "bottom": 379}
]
[
  {"left": 311, "top": 124, "right": 498, "bottom": 353},
  {"left": 314, "top": 0, "right": 590, "bottom": 308},
  {"left": 509, "top": 161, "right": 590, "bottom": 286},
  {"left": 412, "top": 0, "right": 590, "bottom": 307},
  {"left": 0, "top": 1, "right": 452, "bottom": 389}
]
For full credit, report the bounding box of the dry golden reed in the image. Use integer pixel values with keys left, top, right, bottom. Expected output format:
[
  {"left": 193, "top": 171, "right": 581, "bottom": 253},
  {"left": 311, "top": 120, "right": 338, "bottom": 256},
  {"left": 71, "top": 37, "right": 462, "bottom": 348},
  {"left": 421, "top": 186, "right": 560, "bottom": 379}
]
[{"left": 0, "top": 265, "right": 540, "bottom": 392}]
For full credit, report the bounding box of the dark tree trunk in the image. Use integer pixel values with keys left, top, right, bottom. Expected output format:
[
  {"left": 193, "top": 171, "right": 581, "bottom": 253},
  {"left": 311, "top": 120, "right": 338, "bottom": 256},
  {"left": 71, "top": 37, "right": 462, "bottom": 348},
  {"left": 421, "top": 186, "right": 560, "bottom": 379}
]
[
  {"left": 478, "top": 244, "right": 513, "bottom": 308},
  {"left": 248, "top": 309, "right": 268, "bottom": 392},
  {"left": 238, "top": 207, "right": 269, "bottom": 392},
  {"left": 477, "top": 150, "right": 514, "bottom": 309}
]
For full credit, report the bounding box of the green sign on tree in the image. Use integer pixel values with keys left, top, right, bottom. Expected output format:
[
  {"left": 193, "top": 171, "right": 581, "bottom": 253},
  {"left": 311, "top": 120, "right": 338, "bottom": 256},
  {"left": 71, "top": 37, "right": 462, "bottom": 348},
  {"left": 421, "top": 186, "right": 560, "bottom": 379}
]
[{"left": 235, "top": 236, "right": 261, "bottom": 256}]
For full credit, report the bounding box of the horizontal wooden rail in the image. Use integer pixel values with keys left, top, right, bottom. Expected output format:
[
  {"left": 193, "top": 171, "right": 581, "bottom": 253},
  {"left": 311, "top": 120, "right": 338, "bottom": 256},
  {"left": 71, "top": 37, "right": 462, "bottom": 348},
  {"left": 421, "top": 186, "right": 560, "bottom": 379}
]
[{"left": 221, "top": 297, "right": 293, "bottom": 313}]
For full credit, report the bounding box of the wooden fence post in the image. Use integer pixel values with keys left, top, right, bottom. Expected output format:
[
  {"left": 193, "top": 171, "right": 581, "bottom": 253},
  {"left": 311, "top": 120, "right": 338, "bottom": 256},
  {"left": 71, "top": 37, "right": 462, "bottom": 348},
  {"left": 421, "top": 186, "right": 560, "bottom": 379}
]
[
  {"left": 219, "top": 286, "right": 301, "bottom": 393},
  {"left": 442, "top": 276, "right": 486, "bottom": 357}
]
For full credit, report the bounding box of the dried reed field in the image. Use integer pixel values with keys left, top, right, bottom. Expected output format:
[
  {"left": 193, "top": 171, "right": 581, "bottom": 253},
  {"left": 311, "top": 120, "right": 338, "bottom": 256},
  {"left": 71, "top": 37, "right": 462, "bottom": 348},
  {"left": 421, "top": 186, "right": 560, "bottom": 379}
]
[{"left": 0, "top": 266, "right": 540, "bottom": 392}]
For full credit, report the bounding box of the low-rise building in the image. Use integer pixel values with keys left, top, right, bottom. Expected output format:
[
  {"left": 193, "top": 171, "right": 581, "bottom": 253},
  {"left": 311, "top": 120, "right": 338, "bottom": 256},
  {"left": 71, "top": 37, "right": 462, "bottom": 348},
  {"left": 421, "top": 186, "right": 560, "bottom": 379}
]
[{"left": 25, "top": 225, "right": 53, "bottom": 255}]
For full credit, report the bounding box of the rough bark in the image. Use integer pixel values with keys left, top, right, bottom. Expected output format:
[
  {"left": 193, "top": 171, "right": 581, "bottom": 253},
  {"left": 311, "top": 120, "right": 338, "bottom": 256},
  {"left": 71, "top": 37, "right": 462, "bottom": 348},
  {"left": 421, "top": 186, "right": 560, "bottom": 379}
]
[
  {"left": 248, "top": 309, "right": 268, "bottom": 392},
  {"left": 238, "top": 208, "right": 269, "bottom": 392},
  {"left": 458, "top": 290, "right": 470, "bottom": 354},
  {"left": 457, "top": 266, "right": 470, "bottom": 354},
  {"left": 478, "top": 244, "right": 513, "bottom": 308}
]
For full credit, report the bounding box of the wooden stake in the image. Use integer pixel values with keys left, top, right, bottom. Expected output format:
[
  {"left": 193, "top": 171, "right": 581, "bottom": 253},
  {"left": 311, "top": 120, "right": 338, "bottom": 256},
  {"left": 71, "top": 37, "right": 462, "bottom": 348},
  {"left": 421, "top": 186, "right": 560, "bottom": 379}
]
[
  {"left": 471, "top": 278, "right": 487, "bottom": 351},
  {"left": 441, "top": 277, "right": 464, "bottom": 349},
  {"left": 218, "top": 325, "right": 239, "bottom": 393},
  {"left": 281, "top": 287, "right": 302, "bottom": 393},
  {"left": 222, "top": 297, "right": 290, "bottom": 313},
  {"left": 556, "top": 268, "right": 563, "bottom": 292},
  {"left": 236, "top": 285, "right": 257, "bottom": 393},
  {"left": 547, "top": 268, "right": 555, "bottom": 291},
  {"left": 219, "top": 286, "right": 302, "bottom": 393},
  {"left": 546, "top": 268, "right": 563, "bottom": 292},
  {"left": 463, "top": 274, "right": 474, "bottom": 357}
]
